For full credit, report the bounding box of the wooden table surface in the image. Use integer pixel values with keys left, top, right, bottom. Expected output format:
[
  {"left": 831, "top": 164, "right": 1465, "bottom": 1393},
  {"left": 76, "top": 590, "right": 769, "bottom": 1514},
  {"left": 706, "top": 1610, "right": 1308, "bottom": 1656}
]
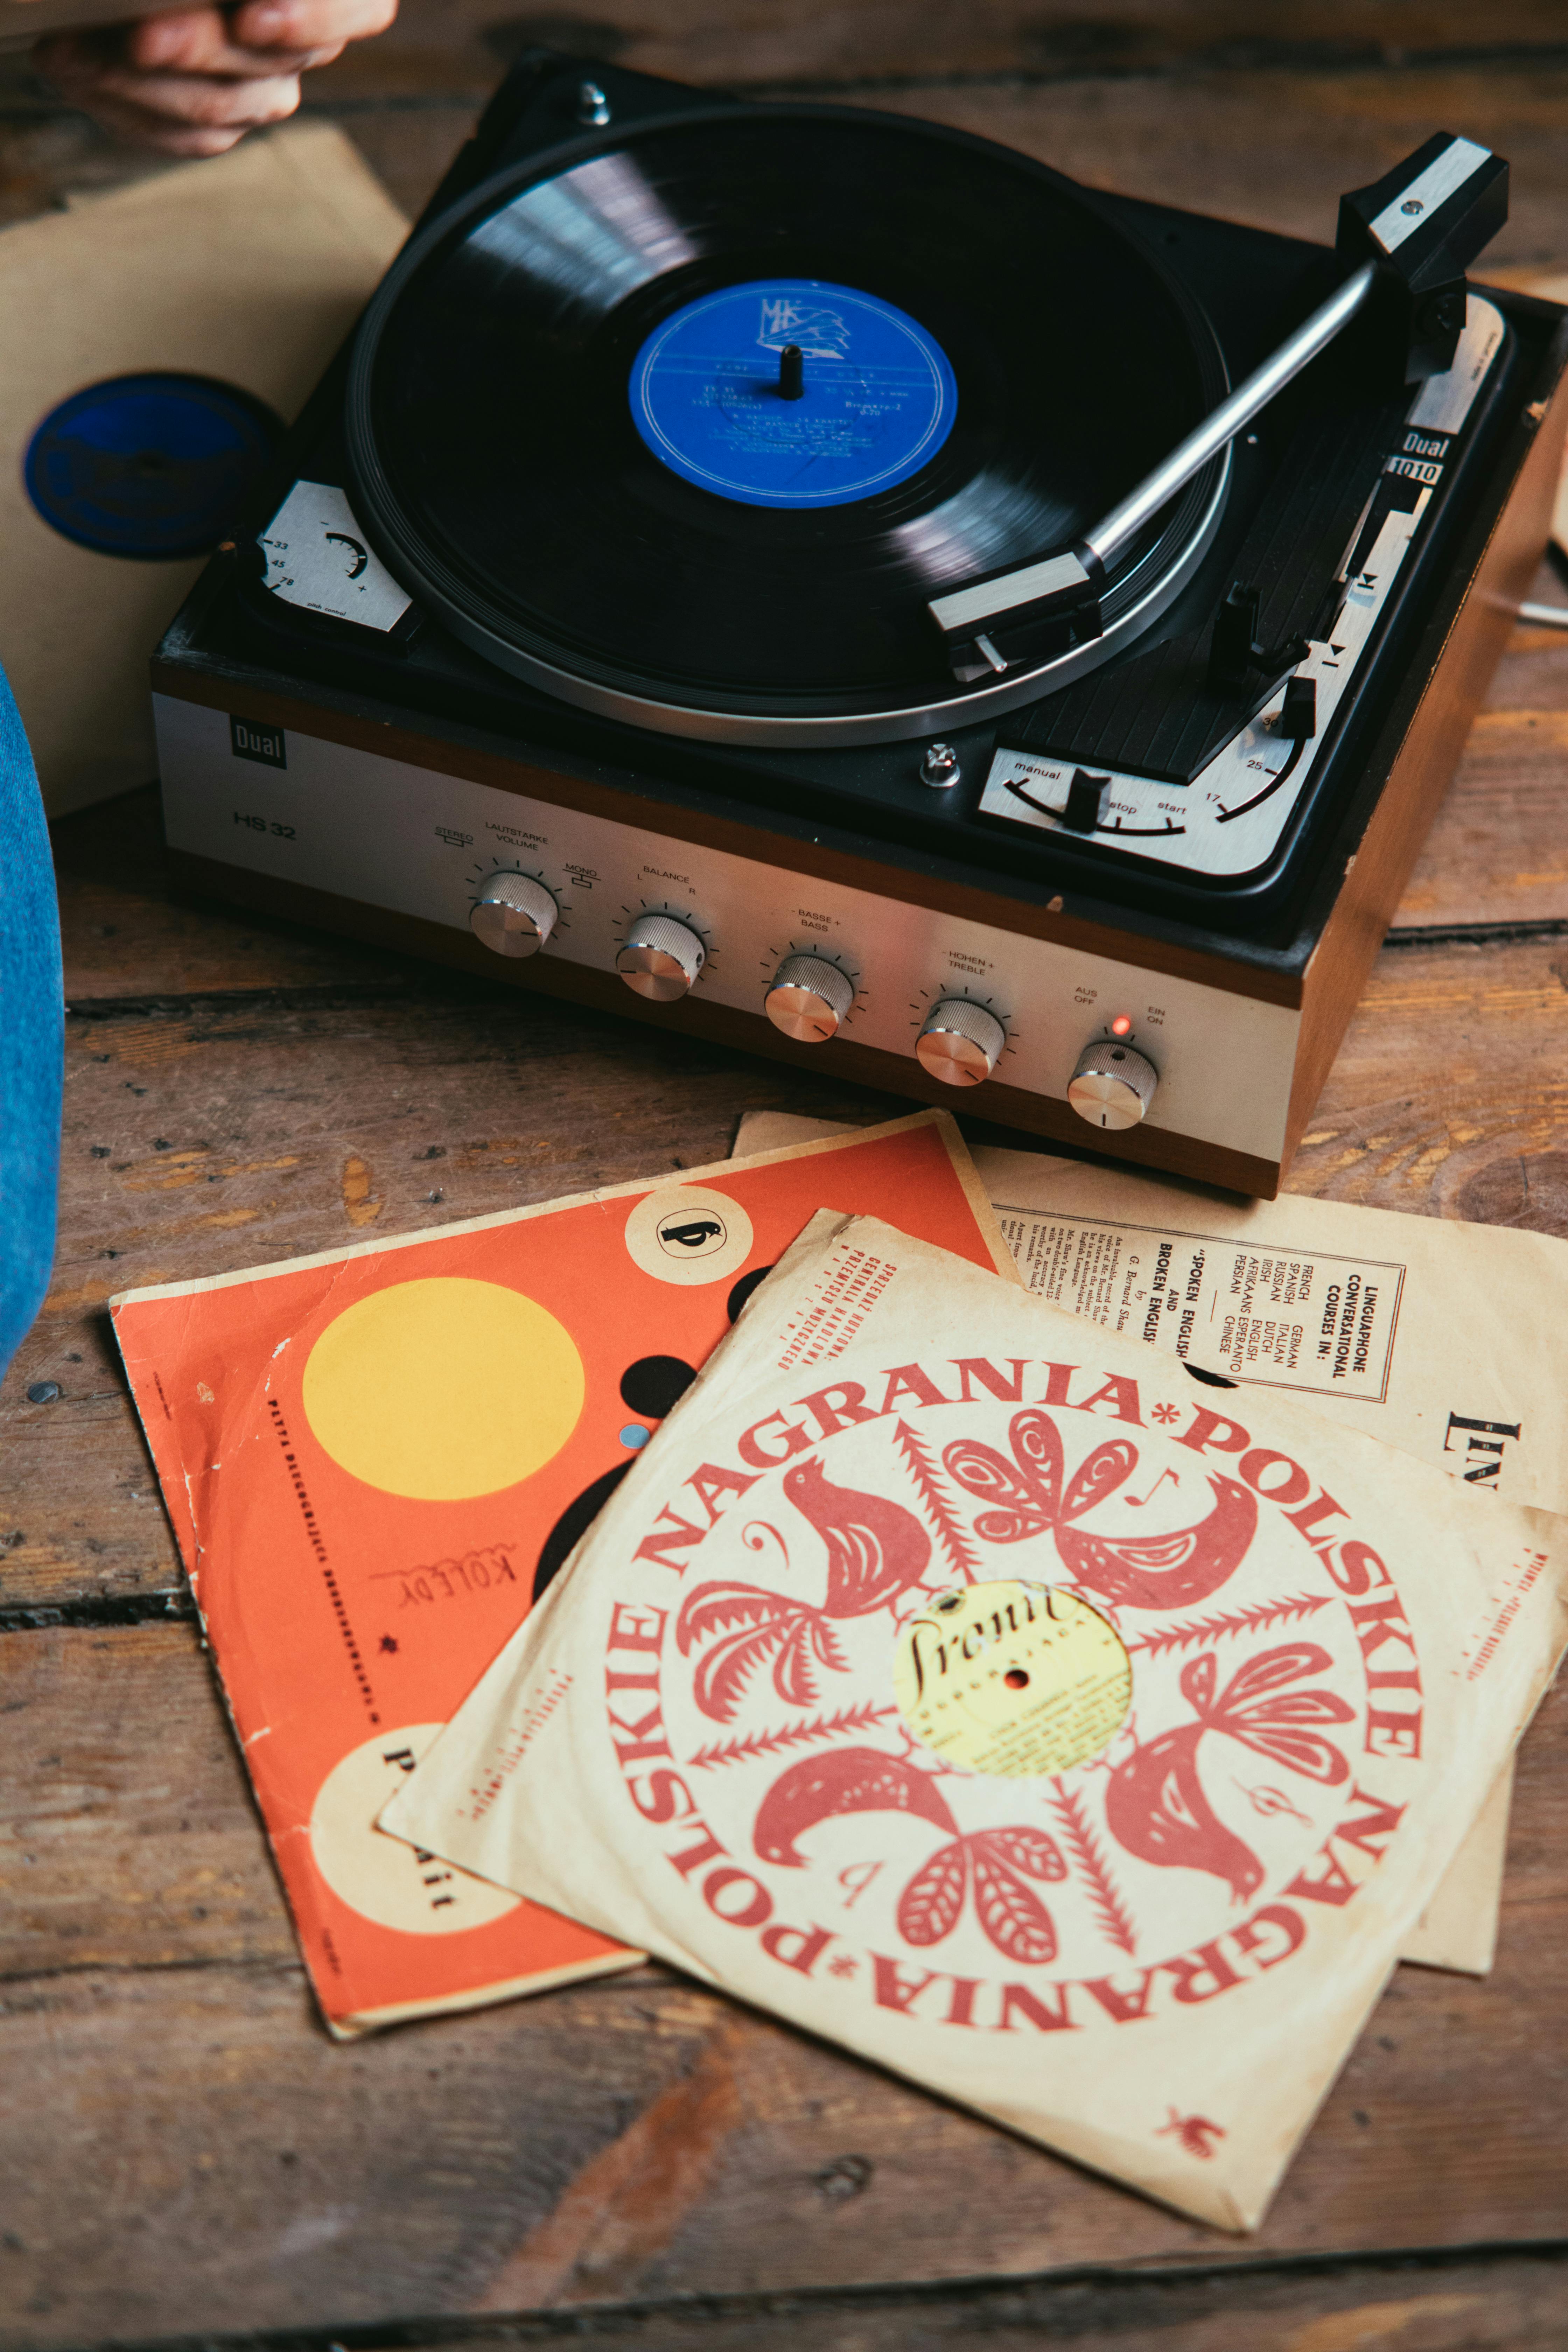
[{"left": 6, "top": 8, "right": 1568, "bottom": 2347}]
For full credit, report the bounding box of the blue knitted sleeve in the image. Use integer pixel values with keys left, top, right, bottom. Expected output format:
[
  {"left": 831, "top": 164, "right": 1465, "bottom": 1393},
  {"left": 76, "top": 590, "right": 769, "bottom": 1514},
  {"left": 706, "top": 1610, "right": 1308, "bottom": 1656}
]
[{"left": 0, "top": 669, "right": 63, "bottom": 1379}]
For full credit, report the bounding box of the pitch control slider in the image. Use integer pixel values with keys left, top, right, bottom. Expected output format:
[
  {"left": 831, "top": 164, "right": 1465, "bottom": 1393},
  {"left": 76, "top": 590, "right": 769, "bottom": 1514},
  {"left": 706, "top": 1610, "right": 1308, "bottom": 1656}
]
[{"left": 929, "top": 133, "right": 1504, "bottom": 680}]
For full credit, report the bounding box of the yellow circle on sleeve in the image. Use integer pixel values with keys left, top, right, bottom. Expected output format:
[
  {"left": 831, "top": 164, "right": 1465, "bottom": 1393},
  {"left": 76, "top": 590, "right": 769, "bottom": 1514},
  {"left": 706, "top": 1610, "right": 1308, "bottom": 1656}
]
[{"left": 301, "top": 1276, "right": 586, "bottom": 1500}]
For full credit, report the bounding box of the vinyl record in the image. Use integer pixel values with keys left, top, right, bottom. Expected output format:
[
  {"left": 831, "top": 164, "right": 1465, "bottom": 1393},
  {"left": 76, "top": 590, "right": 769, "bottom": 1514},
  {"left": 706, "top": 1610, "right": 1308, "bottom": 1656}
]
[
  {"left": 346, "top": 107, "right": 1232, "bottom": 745},
  {"left": 25, "top": 371, "right": 282, "bottom": 561}
]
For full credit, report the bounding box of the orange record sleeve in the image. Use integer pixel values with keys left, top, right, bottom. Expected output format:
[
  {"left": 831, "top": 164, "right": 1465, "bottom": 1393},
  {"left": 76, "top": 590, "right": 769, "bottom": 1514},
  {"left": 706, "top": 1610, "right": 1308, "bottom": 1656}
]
[{"left": 110, "top": 1109, "right": 1014, "bottom": 2036}]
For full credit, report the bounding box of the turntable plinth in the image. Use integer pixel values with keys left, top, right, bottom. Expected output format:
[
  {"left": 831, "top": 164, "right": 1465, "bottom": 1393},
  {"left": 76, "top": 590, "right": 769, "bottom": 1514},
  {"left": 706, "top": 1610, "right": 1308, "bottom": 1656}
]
[
  {"left": 155, "top": 344, "right": 1568, "bottom": 1200},
  {"left": 148, "top": 54, "right": 1568, "bottom": 1196}
]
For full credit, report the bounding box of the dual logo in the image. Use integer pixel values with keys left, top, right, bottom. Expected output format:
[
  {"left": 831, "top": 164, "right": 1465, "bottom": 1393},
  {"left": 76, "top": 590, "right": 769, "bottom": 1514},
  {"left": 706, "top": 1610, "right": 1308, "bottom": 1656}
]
[{"left": 230, "top": 714, "right": 286, "bottom": 769}]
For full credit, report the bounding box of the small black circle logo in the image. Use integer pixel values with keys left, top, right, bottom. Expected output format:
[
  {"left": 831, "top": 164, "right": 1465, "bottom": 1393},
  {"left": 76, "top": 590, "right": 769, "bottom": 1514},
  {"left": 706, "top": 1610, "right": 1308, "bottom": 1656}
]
[{"left": 656, "top": 1211, "right": 728, "bottom": 1259}]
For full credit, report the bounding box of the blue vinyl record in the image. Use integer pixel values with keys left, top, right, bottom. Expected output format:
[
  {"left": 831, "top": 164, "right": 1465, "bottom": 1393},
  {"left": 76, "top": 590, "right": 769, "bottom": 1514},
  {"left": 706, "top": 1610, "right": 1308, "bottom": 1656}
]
[
  {"left": 24, "top": 372, "right": 283, "bottom": 561},
  {"left": 629, "top": 278, "right": 958, "bottom": 508}
]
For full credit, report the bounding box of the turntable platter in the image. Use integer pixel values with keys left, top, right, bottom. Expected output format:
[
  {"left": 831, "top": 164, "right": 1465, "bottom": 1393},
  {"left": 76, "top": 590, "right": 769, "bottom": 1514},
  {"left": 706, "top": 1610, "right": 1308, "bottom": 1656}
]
[{"left": 345, "top": 106, "right": 1231, "bottom": 744}]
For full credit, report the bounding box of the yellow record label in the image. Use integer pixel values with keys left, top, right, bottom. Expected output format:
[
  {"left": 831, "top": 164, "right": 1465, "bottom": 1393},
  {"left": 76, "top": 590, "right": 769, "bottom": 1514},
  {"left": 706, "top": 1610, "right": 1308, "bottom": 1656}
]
[{"left": 892, "top": 1581, "right": 1131, "bottom": 1778}]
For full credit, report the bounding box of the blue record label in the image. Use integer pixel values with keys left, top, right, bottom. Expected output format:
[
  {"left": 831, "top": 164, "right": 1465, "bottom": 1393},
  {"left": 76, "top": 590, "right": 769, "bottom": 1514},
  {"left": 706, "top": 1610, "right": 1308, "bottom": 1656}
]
[
  {"left": 24, "top": 372, "right": 281, "bottom": 561},
  {"left": 629, "top": 279, "right": 957, "bottom": 508}
]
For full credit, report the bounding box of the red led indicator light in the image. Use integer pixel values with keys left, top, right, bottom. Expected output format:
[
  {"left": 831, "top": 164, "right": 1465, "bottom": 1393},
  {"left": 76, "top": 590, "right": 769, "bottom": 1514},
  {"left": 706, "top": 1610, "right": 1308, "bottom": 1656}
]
[{"left": 1110, "top": 1014, "right": 1134, "bottom": 1038}]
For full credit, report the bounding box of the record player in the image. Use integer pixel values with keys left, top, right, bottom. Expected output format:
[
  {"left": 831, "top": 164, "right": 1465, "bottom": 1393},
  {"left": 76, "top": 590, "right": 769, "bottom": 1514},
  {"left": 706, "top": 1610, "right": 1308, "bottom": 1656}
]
[{"left": 151, "top": 50, "right": 1568, "bottom": 1196}]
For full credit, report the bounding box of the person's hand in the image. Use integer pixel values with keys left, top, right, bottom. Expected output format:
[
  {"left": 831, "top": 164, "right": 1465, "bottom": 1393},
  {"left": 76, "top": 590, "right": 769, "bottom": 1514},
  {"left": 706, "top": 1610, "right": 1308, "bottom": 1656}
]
[{"left": 34, "top": 0, "right": 397, "bottom": 158}]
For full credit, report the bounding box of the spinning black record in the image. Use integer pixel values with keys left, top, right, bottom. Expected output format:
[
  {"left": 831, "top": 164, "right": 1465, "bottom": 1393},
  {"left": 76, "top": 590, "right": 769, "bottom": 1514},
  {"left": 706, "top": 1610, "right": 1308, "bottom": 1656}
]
[{"left": 346, "top": 106, "right": 1232, "bottom": 746}]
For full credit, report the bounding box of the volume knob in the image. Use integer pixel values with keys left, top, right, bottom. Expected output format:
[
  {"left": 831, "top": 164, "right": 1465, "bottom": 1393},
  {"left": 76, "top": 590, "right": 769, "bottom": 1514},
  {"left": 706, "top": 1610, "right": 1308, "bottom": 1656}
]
[
  {"left": 617, "top": 914, "right": 705, "bottom": 1001},
  {"left": 916, "top": 998, "right": 1006, "bottom": 1087},
  {"left": 1068, "top": 1038, "right": 1159, "bottom": 1130},
  {"left": 764, "top": 952, "right": 855, "bottom": 1044},
  {"left": 470, "top": 872, "right": 558, "bottom": 959}
]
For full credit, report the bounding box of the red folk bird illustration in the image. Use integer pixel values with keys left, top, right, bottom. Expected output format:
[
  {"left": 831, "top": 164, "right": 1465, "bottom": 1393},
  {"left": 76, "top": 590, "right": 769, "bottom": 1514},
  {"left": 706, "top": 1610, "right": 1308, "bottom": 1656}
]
[
  {"left": 753, "top": 1746, "right": 1067, "bottom": 1966},
  {"left": 941, "top": 1408, "right": 1257, "bottom": 1611},
  {"left": 789, "top": 1457, "right": 934, "bottom": 1617},
  {"left": 676, "top": 1459, "right": 932, "bottom": 1723},
  {"left": 1104, "top": 1644, "right": 1354, "bottom": 1900},
  {"left": 1157, "top": 2109, "right": 1226, "bottom": 2160}
]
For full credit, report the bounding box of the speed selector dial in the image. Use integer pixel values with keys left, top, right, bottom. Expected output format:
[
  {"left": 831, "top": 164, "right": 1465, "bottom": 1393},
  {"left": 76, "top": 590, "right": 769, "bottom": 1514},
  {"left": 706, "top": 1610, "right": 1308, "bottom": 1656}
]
[
  {"left": 764, "top": 952, "right": 855, "bottom": 1044},
  {"left": 469, "top": 872, "right": 558, "bottom": 959},
  {"left": 616, "top": 915, "right": 705, "bottom": 1002},
  {"left": 1068, "top": 1038, "right": 1160, "bottom": 1130},
  {"left": 916, "top": 998, "right": 1006, "bottom": 1088}
]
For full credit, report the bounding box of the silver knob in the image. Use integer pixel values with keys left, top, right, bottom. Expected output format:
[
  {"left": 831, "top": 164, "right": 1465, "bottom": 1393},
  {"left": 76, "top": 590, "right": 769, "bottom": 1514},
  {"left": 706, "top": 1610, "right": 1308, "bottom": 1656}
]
[
  {"left": 920, "top": 741, "right": 961, "bottom": 789},
  {"left": 470, "top": 872, "right": 558, "bottom": 959},
  {"left": 576, "top": 79, "right": 611, "bottom": 126},
  {"left": 916, "top": 997, "right": 1006, "bottom": 1087},
  {"left": 616, "top": 914, "right": 705, "bottom": 1002},
  {"left": 1067, "top": 1038, "right": 1159, "bottom": 1130},
  {"left": 764, "top": 952, "right": 855, "bottom": 1044}
]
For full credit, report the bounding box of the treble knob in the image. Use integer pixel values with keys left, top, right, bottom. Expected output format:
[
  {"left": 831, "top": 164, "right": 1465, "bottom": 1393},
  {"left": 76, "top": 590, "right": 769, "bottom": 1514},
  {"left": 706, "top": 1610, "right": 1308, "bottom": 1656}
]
[
  {"left": 616, "top": 914, "right": 705, "bottom": 1002},
  {"left": 470, "top": 872, "right": 558, "bottom": 959},
  {"left": 764, "top": 952, "right": 855, "bottom": 1044},
  {"left": 916, "top": 998, "right": 1006, "bottom": 1088},
  {"left": 1068, "top": 1038, "right": 1160, "bottom": 1130}
]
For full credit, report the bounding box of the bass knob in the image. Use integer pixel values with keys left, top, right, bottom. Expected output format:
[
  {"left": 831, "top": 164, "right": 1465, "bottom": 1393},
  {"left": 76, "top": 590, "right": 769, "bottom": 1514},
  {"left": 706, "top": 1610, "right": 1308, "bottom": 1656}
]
[
  {"left": 616, "top": 914, "right": 705, "bottom": 1001},
  {"left": 470, "top": 872, "right": 558, "bottom": 959},
  {"left": 764, "top": 952, "right": 855, "bottom": 1044},
  {"left": 1068, "top": 1038, "right": 1160, "bottom": 1129},
  {"left": 915, "top": 998, "right": 1007, "bottom": 1087}
]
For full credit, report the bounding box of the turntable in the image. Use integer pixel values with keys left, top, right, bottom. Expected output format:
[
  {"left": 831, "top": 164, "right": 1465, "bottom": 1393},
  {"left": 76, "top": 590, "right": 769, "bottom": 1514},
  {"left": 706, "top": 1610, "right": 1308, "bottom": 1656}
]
[{"left": 150, "top": 50, "right": 1568, "bottom": 1196}]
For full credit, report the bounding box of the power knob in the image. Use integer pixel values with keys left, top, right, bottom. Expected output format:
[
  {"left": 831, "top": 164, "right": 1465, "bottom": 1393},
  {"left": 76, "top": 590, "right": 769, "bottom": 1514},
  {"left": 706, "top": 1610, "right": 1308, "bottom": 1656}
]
[
  {"left": 916, "top": 998, "right": 1006, "bottom": 1088},
  {"left": 616, "top": 914, "right": 705, "bottom": 1001},
  {"left": 1068, "top": 1038, "right": 1160, "bottom": 1130},
  {"left": 470, "top": 872, "right": 558, "bottom": 959},
  {"left": 764, "top": 952, "right": 855, "bottom": 1044}
]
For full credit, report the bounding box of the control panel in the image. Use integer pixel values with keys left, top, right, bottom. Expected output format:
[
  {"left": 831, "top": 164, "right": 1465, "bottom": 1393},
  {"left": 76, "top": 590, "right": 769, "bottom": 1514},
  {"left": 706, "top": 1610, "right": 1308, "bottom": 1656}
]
[{"left": 155, "top": 697, "right": 1301, "bottom": 1162}]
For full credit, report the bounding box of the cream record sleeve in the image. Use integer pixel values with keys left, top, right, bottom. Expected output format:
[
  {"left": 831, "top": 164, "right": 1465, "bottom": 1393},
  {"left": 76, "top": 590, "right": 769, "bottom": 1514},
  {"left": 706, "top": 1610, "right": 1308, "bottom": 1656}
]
[
  {"left": 383, "top": 1215, "right": 1568, "bottom": 2231},
  {"left": 735, "top": 1111, "right": 1568, "bottom": 1975}
]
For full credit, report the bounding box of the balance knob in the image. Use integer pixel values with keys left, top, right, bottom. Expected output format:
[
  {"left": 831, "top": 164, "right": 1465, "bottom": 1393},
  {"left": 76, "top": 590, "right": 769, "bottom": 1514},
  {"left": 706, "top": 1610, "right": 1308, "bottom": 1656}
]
[
  {"left": 616, "top": 914, "right": 705, "bottom": 1002},
  {"left": 764, "top": 952, "right": 855, "bottom": 1044},
  {"left": 916, "top": 998, "right": 1006, "bottom": 1088},
  {"left": 1068, "top": 1038, "right": 1160, "bottom": 1130},
  {"left": 470, "top": 872, "right": 558, "bottom": 959}
]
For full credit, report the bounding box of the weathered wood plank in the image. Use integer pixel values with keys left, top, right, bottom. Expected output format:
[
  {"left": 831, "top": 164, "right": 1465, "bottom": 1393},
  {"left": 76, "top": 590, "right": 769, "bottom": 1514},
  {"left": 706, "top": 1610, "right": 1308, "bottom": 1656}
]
[
  {"left": 89, "top": 2252, "right": 1568, "bottom": 2352},
  {"left": 1, "top": 1656, "right": 1565, "bottom": 2343},
  {"left": 0, "top": 1624, "right": 294, "bottom": 1976},
  {"left": 0, "top": 102, "right": 168, "bottom": 227},
  {"left": 301, "top": 6, "right": 1568, "bottom": 134},
  {"left": 0, "top": 1957, "right": 708, "bottom": 2348},
  {"left": 5, "top": 22, "right": 1568, "bottom": 246},
  {"left": 868, "top": 66, "right": 1568, "bottom": 269},
  {"left": 10, "top": 0, "right": 1568, "bottom": 119},
  {"left": 313, "top": 57, "right": 1568, "bottom": 267},
  {"left": 8, "top": 930, "right": 1568, "bottom": 1608},
  {"left": 1288, "top": 937, "right": 1568, "bottom": 1219},
  {"left": 1394, "top": 704, "right": 1568, "bottom": 933}
]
